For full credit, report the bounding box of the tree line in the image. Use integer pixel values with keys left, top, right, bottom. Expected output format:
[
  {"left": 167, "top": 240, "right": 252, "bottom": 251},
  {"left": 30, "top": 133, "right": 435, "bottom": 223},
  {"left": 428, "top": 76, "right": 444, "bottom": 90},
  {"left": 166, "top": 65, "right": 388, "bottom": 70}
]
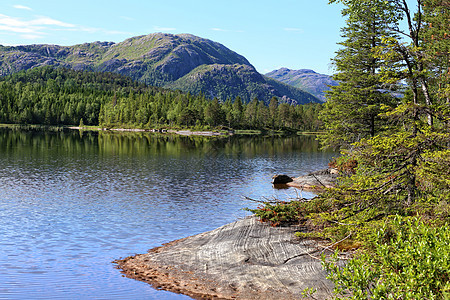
[{"left": 0, "top": 66, "right": 322, "bottom": 132}]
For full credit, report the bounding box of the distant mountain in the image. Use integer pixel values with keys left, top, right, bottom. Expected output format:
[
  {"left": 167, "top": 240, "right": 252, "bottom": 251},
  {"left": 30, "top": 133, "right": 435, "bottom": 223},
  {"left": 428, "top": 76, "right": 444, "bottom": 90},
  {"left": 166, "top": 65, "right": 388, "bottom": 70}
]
[
  {"left": 0, "top": 33, "right": 319, "bottom": 105},
  {"left": 167, "top": 64, "right": 318, "bottom": 104},
  {"left": 265, "top": 68, "right": 338, "bottom": 102}
]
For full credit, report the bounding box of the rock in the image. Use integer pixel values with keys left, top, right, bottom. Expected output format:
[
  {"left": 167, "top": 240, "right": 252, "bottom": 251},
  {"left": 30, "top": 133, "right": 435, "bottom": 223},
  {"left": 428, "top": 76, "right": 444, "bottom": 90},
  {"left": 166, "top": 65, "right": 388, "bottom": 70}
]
[
  {"left": 287, "top": 169, "right": 338, "bottom": 190},
  {"left": 115, "top": 216, "right": 334, "bottom": 299},
  {"left": 272, "top": 174, "right": 294, "bottom": 184},
  {"left": 330, "top": 168, "right": 339, "bottom": 175}
]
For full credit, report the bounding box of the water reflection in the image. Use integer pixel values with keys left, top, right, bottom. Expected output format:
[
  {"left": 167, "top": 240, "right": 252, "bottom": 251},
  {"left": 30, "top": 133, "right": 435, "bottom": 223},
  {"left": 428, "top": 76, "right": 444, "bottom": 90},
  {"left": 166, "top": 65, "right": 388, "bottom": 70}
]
[{"left": 0, "top": 128, "right": 335, "bottom": 299}]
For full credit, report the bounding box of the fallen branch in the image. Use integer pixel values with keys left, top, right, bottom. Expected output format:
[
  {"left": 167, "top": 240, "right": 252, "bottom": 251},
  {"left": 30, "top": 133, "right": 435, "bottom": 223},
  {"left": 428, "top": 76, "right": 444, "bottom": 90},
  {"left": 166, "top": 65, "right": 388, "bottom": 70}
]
[
  {"left": 318, "top": 232, "right": 352, "bottom": 254},
  {"left": 311, "top": 173, "right": 327, "bottom": 188},
  {"left": 243, "top": 196, "right": 285, "bottom": 204}
]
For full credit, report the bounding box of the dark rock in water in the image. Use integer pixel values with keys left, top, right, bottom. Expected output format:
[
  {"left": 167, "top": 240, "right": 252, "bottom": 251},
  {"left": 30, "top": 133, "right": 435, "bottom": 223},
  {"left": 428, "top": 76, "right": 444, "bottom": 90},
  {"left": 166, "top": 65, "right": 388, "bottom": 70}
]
[{"left": 272, "top": 174, "right": 293, "bottom": 184}]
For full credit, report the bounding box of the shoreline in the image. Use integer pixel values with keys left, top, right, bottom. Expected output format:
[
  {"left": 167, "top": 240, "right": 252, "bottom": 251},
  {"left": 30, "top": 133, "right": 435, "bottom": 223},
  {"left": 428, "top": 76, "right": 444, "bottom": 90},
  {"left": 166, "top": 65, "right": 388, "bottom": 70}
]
[
  {"left": 273, "top": 169, "right": 338, "bottom": 191},
  {"left": 114, "top": 216, "right": 335, "bottom": 299},
  {"left": 69, "top": 126, "right": 234, "bottom": 136},
  {"left": 0, "top": 123, "right": 321, "bottom": 137}
]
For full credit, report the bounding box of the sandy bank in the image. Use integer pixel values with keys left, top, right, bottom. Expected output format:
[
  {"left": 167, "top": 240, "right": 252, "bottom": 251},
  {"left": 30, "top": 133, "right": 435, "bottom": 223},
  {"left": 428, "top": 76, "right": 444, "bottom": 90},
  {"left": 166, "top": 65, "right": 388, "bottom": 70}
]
[{"left": 115, "top": 216, "right": 334, "bottom": 299}]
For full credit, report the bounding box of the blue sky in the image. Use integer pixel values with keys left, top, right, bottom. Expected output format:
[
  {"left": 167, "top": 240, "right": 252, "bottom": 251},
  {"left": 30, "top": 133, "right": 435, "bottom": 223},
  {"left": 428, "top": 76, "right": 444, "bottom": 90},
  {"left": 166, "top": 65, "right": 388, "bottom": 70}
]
[{"left": 0, "top": 0, "right": 345, "bottom": 75}]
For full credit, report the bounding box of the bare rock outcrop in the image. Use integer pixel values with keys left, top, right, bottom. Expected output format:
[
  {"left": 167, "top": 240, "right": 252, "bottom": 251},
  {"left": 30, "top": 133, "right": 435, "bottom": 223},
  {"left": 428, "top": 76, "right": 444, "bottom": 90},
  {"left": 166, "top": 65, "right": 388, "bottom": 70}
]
[
  {"left": 115, "top": 216, "right": 334, "bottom": 299},
  {"left": 287, "top": 169, "right": 338, "bottom": 190}
]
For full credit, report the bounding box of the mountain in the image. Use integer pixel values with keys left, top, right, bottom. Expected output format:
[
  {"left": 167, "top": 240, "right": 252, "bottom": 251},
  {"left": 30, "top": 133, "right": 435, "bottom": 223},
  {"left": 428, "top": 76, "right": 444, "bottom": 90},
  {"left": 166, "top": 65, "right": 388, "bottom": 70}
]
[
  {"left": 166, "top": 64, "right": 318, "bottom": 104},
  {"left": 0, "top": 33, "right": 319, "bottom": 105},
  {"left": 265, "top": 68, "right": 338, "bottom": 102}
]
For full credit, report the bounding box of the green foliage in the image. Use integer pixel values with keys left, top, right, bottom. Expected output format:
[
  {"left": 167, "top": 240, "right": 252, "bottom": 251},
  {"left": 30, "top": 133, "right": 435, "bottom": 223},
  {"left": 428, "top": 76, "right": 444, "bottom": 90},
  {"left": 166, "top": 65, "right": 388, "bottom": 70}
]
[
  {"left": 301, "top": 287, "right": 317, "bottom": 299},
  {"left": 322, "top": 216, "right": 450, "bottom": 300},
  {"left": 422, "top": 0, "right": 450, "bottom": 101},
  {"left": 245, "top": 201, "right": 306, "bottom": 227},
  {"left": 0, "top": 66, "right": 323, "bottom": 132},
  {"left": 0, "top": 66, "right": 146, "bottom": 126},
  {"left": 319, "top": 0, "right": 399, "bottom": 150},
  {"left": 312, "top": 0, "right": 450, "bottom": 298},
  {"left": 247, "top": 3, "right": 450, "bottom": 298},
  {"left": 0, "top": 33, "right": 321, "bottom": 105}
]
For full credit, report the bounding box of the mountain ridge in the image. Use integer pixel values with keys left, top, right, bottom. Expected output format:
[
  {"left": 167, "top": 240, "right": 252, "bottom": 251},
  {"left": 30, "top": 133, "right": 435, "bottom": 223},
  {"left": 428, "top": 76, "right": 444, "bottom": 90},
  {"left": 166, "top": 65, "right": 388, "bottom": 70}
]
[
  {"left": 0, "top": 33, "right": 320, "bottom": 105},
  {"left": 265, "top": 67, "right": 337, "bottom": 102}
]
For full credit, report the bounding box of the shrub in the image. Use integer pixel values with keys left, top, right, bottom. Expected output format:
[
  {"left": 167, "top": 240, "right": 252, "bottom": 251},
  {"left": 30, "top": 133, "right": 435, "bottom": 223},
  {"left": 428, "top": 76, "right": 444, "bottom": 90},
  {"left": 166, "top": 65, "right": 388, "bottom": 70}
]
[
  {"left": 245, "top": 201, "right": 305, "bottom": 226},
  {"left": 322, "top": 216, "right": 450, "bottom": 299}
]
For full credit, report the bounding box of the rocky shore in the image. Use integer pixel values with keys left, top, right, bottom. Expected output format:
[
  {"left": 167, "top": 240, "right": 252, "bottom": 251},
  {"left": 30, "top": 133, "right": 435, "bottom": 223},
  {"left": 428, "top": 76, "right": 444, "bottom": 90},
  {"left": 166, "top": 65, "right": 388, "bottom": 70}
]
[
  {"left": 115, "top": 216, "right": 335, "bottom": 299},
  {"left": 273, "top": 169, "right": 338, "bottom": 190}
]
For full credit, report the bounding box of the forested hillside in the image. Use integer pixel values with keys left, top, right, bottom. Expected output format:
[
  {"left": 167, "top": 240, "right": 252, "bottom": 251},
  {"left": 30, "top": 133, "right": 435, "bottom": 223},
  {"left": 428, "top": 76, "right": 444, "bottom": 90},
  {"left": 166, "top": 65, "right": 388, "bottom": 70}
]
[
  {"left": 0, "top": 33, "right": 319, "bottom": 105},
  {"left": 0, "top": 67, "right": 322, "bottom": 131}
]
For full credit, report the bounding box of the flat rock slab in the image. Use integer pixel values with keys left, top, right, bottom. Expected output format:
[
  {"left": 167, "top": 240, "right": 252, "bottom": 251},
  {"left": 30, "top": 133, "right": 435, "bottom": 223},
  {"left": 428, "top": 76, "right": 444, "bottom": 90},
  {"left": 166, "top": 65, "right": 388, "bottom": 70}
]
[
  {"left": 287, "top": 169, "right": 338, "bottom": 190},
  {"left": 115, "top": 216, "right": 334, "bottom": 299}
]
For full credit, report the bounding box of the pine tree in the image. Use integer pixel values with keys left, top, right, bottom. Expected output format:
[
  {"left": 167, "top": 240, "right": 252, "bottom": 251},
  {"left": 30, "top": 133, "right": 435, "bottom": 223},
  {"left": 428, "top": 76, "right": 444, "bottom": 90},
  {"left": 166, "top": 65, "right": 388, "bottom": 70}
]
[
  {"left": 204, "top": 98, "right": 224, "bottom": 127},
  {"left": 268, "top": 96, "right": 278, "bottom": 129},
  {"left": 321, "top": 0, "right": 450, "bottom": 215},
  {"left": 231, "top": 96, "right": 244, "bottom": 128},
  {"left": 319, "top": 0, "right": 398, "bottom": 149},
  {"left": 422, "top": 0, "right": 450, "bottom": 103}
]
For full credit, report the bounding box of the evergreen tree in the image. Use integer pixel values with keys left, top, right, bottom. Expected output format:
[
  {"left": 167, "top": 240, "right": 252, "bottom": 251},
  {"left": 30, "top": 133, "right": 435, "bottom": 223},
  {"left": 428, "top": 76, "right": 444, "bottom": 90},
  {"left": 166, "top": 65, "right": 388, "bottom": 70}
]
[
  {"left": 319, "top": 0, "right": 398, "bottom": 149},
  {"left": 268, "top": 96, "right": 278, "bottom": 129},
  {"left": 422, "top": 0, "right": 450, "bottom": 103},
  {"left": 256, "top": 100, "right": 268, "bottom": 128},
  {"left": 204, "top": 98, "right": 224, "bottom": 127},
  {"left": 315, "top": 1, "right": 450, "bottom": 295},
  {"left": 231, "top": 96, "right": 244, "bottom": 128},
  {"left": 244, "top": 98, "right": 258, "bottom": 128}
]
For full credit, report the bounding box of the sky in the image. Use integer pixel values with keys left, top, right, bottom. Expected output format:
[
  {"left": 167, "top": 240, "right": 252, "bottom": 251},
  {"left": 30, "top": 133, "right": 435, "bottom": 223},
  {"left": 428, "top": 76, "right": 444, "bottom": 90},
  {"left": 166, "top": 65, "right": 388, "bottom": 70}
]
[{"left": 0, "top": 0, "right": 346, "bottom": 75}]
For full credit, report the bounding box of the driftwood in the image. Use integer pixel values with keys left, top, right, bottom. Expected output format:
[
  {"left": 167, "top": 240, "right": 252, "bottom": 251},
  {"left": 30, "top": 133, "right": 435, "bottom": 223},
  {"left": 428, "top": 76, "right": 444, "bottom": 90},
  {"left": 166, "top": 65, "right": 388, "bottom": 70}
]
[{"left": 115, "top": 216, "right": 335, "bottom": 299}]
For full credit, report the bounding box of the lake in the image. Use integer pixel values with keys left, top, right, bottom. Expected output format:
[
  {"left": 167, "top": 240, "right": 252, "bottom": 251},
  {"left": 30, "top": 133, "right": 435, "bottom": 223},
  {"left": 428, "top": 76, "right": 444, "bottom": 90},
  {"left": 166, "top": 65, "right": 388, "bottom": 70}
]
[{"left": 0, "top": 128, "right": 335, "bottom": 299}]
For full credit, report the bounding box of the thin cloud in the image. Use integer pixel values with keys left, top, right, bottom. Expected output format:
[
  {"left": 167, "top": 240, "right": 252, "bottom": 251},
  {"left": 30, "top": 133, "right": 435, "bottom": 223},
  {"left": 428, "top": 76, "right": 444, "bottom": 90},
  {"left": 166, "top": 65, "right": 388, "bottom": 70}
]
[
  {"left": 0, "top": 14, "right": 75, "bottom": 31},
  {"left": 0, "top": 14, "right": 28, "bottom": 28},
  {"left": 52, "top": 25, "right": 131, "bottom": 37},
  {"left": 21, "top": 34, "right": 43, "bottom": 40},
  {"left": 0, "top": 41, "right": 19, "bottom": 46},
  {"left": 120, "top": 16, "right": 134, "bottom": 21},
  {"left": 211, "top": 28, "right": 227, "bottom": 32},
  {"left": 29, "top": 16, "right": 75, "bottom": 28},
  {"left": 0, "top": 13, "right": 127, "bottom": 41},
  {"left": 13, "top": 5, "right": 32, "bottom": 11},
  {"left": 154, "top": 26, "right": 176, "bottom": 32},
  {"left": 211, "top": 28, "right": 244, "bottom": 33},
  {"left": 0, "top": 24, "right": 36, "bottom": 34}
]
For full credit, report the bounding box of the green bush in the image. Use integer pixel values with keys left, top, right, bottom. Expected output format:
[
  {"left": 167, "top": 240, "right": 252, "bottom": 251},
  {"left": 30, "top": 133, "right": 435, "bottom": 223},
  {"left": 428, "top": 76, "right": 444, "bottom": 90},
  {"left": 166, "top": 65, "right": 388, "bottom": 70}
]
[
  {"left": 245, "top": 201, "right": 305, "bottom": 226},
  {"left": 322, "top": 216, "right": 450, "bottom": 300}
]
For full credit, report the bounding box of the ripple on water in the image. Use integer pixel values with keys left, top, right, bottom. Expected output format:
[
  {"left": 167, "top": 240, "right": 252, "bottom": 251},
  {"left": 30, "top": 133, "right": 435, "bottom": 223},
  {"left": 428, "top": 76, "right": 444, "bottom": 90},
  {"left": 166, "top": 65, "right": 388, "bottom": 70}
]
[{"left": 0, "top": 130, "right": 335, "bottom": 299}]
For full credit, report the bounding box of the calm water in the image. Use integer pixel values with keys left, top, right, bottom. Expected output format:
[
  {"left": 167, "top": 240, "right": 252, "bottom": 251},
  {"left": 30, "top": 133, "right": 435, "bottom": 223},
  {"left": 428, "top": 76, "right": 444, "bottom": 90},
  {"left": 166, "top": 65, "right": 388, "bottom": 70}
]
[{"left": 0, "top": 129, "right": 335, "bottom": 299}]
